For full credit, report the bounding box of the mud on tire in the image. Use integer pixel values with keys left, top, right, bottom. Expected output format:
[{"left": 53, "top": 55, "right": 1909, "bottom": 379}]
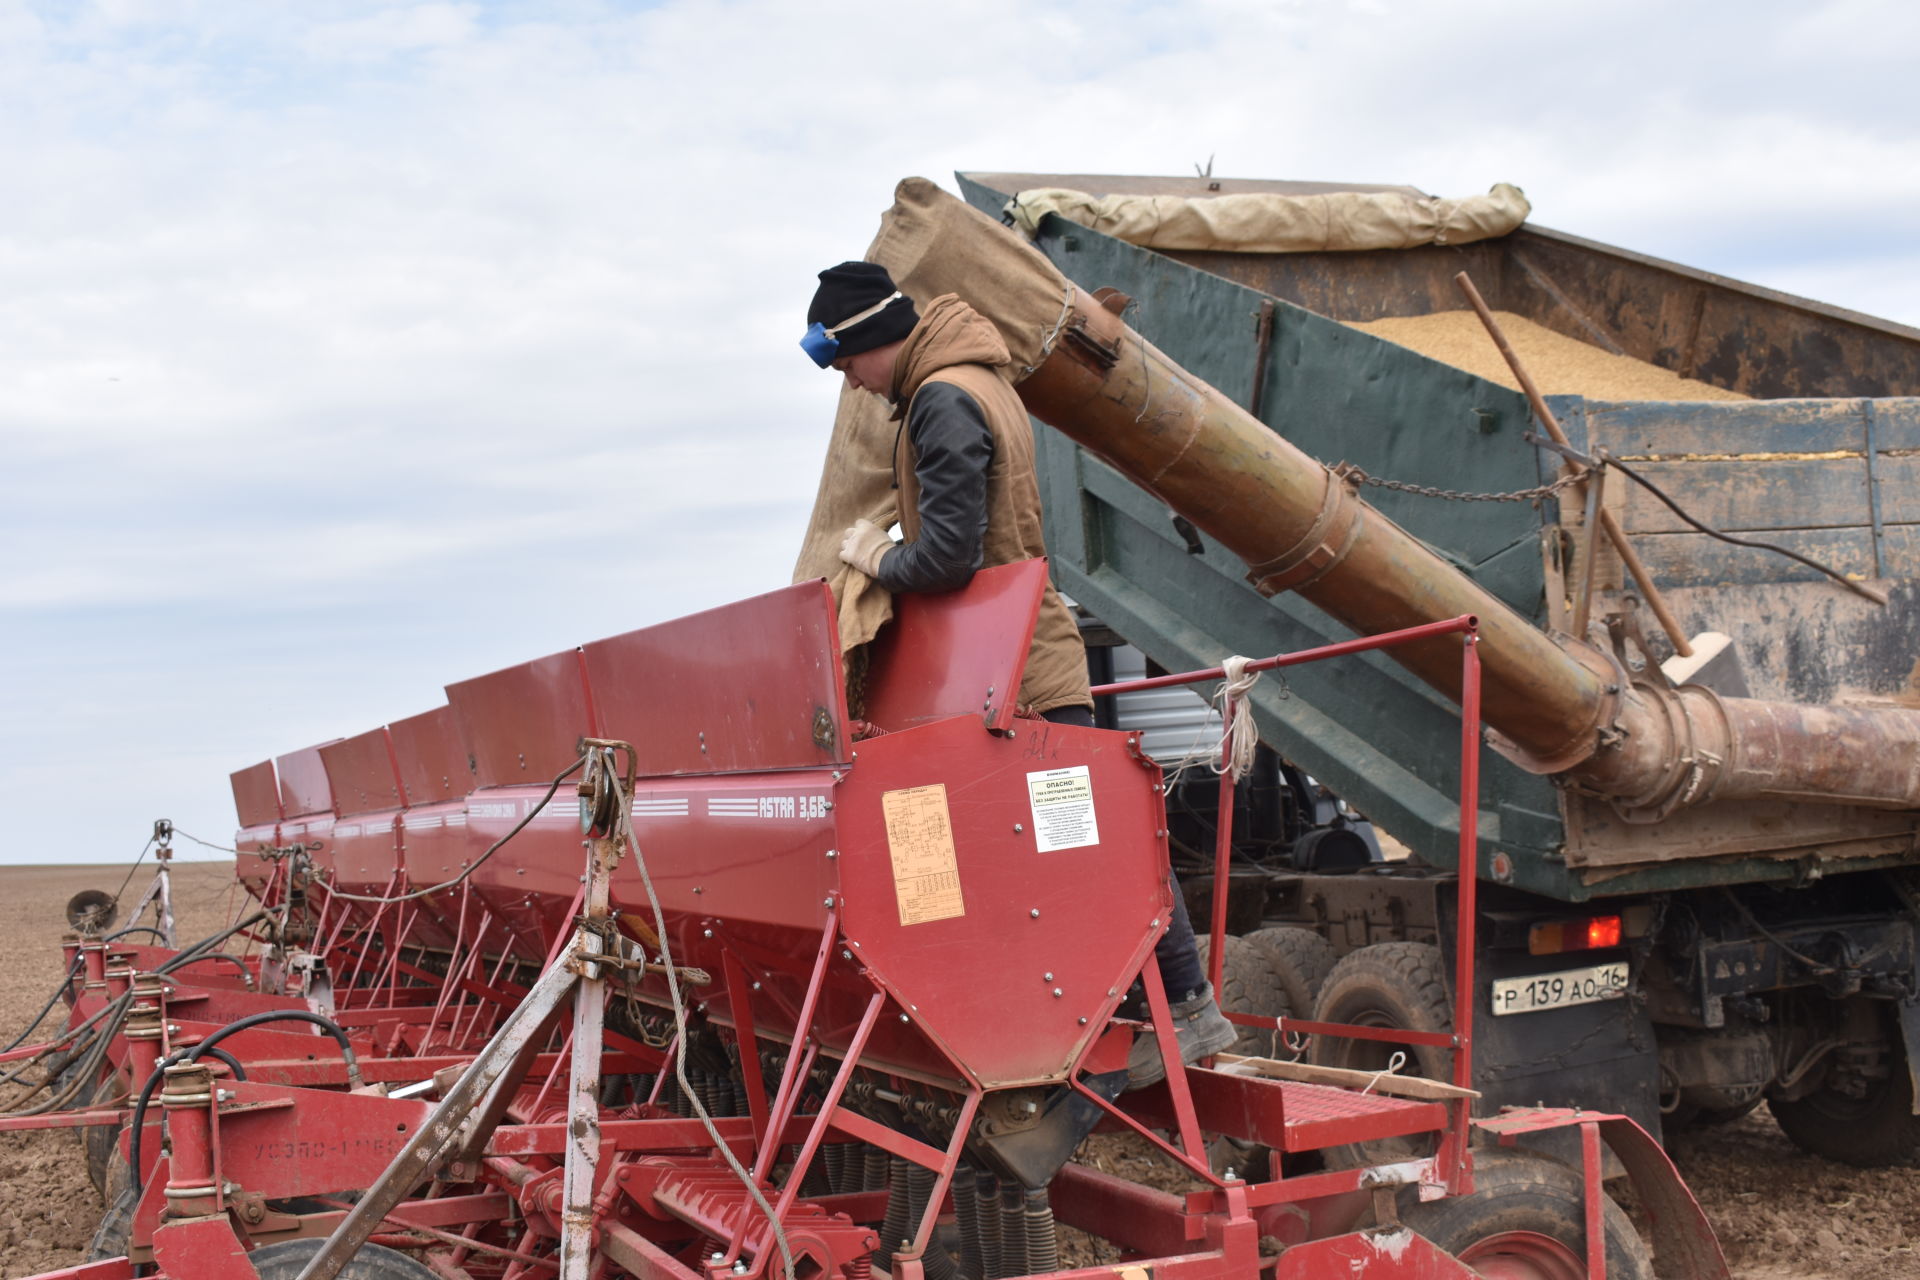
[
  {"left": 1194, "top": 933, "right": 1289, "bottom": 1058},
  {"left": 1240, "top": 926, "right": 1335, "bottom": 1058},
  {"left": 1306, "top": 941, "right": 1452, "bottom": 1165},
  {"left": 1395, "top": 1149, "right": 1652, "bottom": 1280}
]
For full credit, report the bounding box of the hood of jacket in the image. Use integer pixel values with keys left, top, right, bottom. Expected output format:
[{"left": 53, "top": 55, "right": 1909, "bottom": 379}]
[{"left": 889, "top": 293, "right": 1012, "bottom": 408}]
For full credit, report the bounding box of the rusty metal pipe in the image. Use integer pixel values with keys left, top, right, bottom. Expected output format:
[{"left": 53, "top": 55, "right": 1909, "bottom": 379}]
[{"left": 1016, "top": 287, "right": 1920, "bottom": 816}]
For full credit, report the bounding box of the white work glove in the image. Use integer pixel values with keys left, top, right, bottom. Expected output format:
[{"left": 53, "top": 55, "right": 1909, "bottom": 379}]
[{"left": 839, "top": 519, "right": 896, "bottom": 578}]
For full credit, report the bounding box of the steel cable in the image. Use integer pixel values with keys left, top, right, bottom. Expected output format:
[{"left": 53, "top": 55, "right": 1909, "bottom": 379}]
[
  {"left": 320, "top": 757, "right": 585, "bottom": 905},
  {"left": 610, "top": 756, "right": 797, "bottom": 1279}
]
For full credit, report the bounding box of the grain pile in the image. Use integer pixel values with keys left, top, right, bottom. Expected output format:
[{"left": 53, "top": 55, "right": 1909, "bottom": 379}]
[
  {"left": 1350, "top": 309, "right": 1751, "bottom": 402},
  {"left": 0, "top": 860, "right": 242, "bottom": 1276}
]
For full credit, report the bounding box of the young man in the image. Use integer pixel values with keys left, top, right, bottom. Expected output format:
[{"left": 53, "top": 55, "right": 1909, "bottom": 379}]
[{"left": 803, "top": 261, "right": 1234, "bottom": 1085}]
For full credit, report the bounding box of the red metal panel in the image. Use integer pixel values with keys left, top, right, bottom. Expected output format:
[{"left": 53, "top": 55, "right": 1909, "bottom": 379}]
[
  {"left": 275, "top": 742, "right": 338, "bottom": 818},
  {"left": 330, "top": 813, "right": 400, "bottom": 897},
  {"left": 389, "top": 705, "right": 470, "bottom": 808},
  {"left": 861, "top": 558, "right": 1047, "bottom": 732},
  {"left": 320, "top": 728, "right": 407, "bottom": 900},
  {"left": 229, "top": 760, "right": 280, "bottom": 828},
  {"left": 446, "top": 650, "right": 594, "bottom": 789},
  {"left": 321, "top": 728, "right": 403, "bottom": 817},
  {"left": 834, "top": 715, "right": 1168, "bottom": 1086},
  {"left": 582, "top": 580, "right": 849, "bottom": 777},
  {"left": 394, "top": 803, "right": 481, "bottom": 951},
  {"left": 465, "top": 784, "right": 590, "bottom": 962}
]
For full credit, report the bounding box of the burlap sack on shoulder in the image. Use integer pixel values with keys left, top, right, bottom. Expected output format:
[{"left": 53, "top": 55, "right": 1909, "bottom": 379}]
[
  {"left": 792, "top": 178, "right": 1075, "bottom": 662},
  {"left": 791, "top": 385, "right": 900, "bottom": 659},
  {"left": 1005, "top": 182, "right": 1530, "bottom": 253}
]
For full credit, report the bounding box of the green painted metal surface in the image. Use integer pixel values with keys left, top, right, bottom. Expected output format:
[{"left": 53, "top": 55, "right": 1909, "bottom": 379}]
[{"left": 956, "top": 174, "right": 1920, "bottom": 902}]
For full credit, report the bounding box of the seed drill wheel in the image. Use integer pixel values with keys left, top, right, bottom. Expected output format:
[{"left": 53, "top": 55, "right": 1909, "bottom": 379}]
[
  {"left": 248, "top": 1239, "right": 439, "bottom": 1279},
  {"left": 65, "top": 889, "right": 117, "bottom": 936},
  {"left": 1395, "top": 1150, "right": 1652, "bottom": 1280}
]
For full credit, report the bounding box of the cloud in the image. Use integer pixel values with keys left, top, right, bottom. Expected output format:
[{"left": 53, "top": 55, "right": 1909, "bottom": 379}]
[{"left": 1, "top": 0, "right": 1914, "bottom": 864}]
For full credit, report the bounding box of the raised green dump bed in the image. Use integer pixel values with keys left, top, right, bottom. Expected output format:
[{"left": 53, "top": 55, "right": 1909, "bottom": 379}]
[{"left": 958, "top": 171, "right": 1920, "bottom": 903}]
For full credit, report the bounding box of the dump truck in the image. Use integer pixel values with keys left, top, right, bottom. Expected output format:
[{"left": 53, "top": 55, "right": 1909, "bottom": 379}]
[{"left": 859, "top": 170, "right": 1920, "bottom": 1168}]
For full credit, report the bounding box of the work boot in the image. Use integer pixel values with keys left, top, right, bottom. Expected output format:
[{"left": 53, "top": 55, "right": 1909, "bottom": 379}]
[{"left": 1125, "top": 984, "right": 1237, "bottom": 1090}]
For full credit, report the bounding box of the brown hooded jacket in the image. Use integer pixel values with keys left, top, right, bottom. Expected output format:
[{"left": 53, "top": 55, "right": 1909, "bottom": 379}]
[{"left": 886, "top": 294, "right": 1092, "bottom": 715}]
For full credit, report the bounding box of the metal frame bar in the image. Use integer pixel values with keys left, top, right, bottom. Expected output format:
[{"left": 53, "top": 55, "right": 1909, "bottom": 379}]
[{"left": 1090, "top": 614, "right": 1484, "bottom": 1195}]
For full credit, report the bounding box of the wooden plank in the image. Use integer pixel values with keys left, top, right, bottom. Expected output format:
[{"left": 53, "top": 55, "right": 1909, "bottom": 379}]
[
  {"left": 1869, "top": 454, "right": 1920, "bottom": 524},
  {"left": 1620, "top": 458, "right": 1869, "bottom": 534},
  {"left": 1631, "top": 526, "right": 1889, "bottom": 588},
  {"left": 1211, "top": 1053, "right": 1480, "bottom": 1102},
  {"left": 1588, "top": 398, "right": 1868, "bottom": 457}
]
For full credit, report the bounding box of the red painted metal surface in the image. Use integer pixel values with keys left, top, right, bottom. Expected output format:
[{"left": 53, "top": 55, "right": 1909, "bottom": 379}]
[
  {"left": 861, "top": 558, "right": 1047, "bottom": 732},
  {"left": 229, "top": 760, "right": 281, "bottom": 829},
  {"left": 832, "top": 713, "right": 1167, "bottom": 1086},
  {"left": 321, "top": 727, "right": 405, "bottom": 817},
  {"left": 583, "top": 580, "right": 851, "bottom": 776},
  {"left": 446, "top": 648, "right": 596, "bottom": 788},
  {"left": 274, "top": 742, "right": 338, "bottom": 818},
  {"left": 388, "top": 705, "right": 471, "bottom": 807},
  {"left": 19, "top": 580, "right": 1719, "bottom": 1280}
]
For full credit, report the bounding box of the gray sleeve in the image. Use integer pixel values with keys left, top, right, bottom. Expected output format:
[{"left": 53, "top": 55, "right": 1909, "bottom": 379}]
[{"left": 875, "top": 381, "right": 994, "bottom": 593}]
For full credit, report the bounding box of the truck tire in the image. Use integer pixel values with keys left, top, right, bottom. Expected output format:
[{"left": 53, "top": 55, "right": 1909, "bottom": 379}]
[
  {"left": 1396, "top": 1149, "right": 1652, "bottom": 1280},
  {"left": 1194, "top": 934, "right": 1289, "bottom": 1057},
  {"left": 1769, "top": 1043, "right": 1920, "bottom": 1167},
  {"left": 1306, "top": 942, "right": 1452, "bottom": 1165},
  {"left": 1241, "top": 926, "right": 1336, "bottom": 1056}
]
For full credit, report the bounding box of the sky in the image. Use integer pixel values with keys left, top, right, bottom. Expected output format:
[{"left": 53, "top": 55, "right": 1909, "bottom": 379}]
[{"left": 3, "top": 0, "right": 1916, "bottom": 872}]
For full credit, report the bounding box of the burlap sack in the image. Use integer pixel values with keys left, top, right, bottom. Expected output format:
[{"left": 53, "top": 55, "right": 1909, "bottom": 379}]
[
  {"left": 1004, "top": 182, "right": 1530, "bottom": 253},
  {"left": 792, "top": 178, "right": 1076, "bottom": 660}
]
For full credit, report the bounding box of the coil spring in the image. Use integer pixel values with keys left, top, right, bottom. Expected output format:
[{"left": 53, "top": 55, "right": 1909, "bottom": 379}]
[
  {"left": 1022, "top": 1188, "right": 1057, "bottom": 1275},
  {"left": 911, "top": 1163, "right": 958, "bottom": 1280},
  {"left": 974, "top": 1173, "right": 1001, "bottom": 1280},
  {"left": 998, "top": 1183, "right": 1026, "bottom": 1279},
  {"left": 953, "top": 1165, "right": 983, "bottom": 1280},
  {"left": 876, "top": 1156, "right": 912, "bottom": 1271}
]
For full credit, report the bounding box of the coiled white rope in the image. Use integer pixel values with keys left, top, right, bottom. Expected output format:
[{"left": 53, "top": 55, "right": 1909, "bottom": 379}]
[{"left": 1212, "top": 655, "right": 1262, "bottom": 782}]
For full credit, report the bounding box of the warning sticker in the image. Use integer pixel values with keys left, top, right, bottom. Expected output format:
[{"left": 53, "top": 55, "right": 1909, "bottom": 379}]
[
  {"left": 880, "top": 784, "right": 966, "bottom": 926},
  {"left": 1026, "top": 765, "right": 1100, "bottom": 852}
]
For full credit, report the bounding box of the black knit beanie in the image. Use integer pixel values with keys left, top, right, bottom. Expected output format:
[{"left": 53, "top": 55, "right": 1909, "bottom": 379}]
[{"left": 808, "top": 261, "right": 918, "bottom": 357}]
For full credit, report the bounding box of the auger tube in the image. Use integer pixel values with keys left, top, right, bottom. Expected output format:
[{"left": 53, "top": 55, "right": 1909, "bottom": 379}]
[{"left": 1016, "top": 287, "right": 1920, "bottom": 818}]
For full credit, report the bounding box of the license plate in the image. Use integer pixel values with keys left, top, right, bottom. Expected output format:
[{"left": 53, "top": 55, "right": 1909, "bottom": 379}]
[{"left": 1491, "top": 961, "right": 1629, "bottom": 1016}]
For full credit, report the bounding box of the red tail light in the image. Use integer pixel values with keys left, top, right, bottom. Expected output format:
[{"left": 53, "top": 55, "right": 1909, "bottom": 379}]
[{"left": 1529, "top": 914, "right": 1624, "bottom": 955}]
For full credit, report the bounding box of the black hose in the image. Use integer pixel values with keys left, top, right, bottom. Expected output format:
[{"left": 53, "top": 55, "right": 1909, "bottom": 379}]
[
  {"left": 184, "top": 1010, "right": 359, "bottom": 1084},
  {"left": 165, "top": 953, "right": 253, "bottom": 986},
  {"left": 105, "top": 926, "right": 168, "bottom": 944},
  {"left": 127, "top": 1009, "right": 358, "bottom": 1194},
  {"left": 3, "top": 956, "right": 84, "bottom": 1054},
  {"left": 128, "top": 1044, "right": 249, "bottom": 1195}
]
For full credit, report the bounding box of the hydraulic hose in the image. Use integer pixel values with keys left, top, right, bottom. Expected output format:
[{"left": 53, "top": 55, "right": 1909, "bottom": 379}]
[
  {"left": 129, "top": 1044, "right": 249, "bottom": 1195},
  {"left": 105, "top": 926, "right": 168, "bottom": 944}
]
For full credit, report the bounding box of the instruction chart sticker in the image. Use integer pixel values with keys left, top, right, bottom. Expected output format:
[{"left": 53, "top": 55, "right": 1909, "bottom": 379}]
[
  {"left": 1026, "top": 765, "right": 1100, "bottom": 852},
  {"left": 880, "top": 783, "right": 966, "bottom": 926}
]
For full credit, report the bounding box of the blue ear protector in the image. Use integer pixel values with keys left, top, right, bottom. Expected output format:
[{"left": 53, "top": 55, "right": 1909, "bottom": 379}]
[
  {"left": 800, "top": 292, "right": 903, "bottom": 368},
  {"left": 800, "top": 322, "right": 838, "bottom": 368}
]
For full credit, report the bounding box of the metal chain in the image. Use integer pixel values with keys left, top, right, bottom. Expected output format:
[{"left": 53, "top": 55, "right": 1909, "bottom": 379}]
[{"left": 1332, "top": 461, "right": 1589, "bottom": 504}]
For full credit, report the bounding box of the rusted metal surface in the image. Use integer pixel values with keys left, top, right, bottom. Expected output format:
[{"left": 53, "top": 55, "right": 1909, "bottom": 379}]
[
  {"left": 1453, "top": 269, "right": 1693, "bottom": 657},
  {"left": 970, "top": 168, "right": 1920, "bottom": 400},
  {"left": 1016, "top": 286, "right": 1920, "bottom": 820}
]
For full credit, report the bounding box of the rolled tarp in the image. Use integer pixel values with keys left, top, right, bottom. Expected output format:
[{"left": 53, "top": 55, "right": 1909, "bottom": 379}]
[{"left": 1004, "top": 183, "right": 1530, "bottom": 253}]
